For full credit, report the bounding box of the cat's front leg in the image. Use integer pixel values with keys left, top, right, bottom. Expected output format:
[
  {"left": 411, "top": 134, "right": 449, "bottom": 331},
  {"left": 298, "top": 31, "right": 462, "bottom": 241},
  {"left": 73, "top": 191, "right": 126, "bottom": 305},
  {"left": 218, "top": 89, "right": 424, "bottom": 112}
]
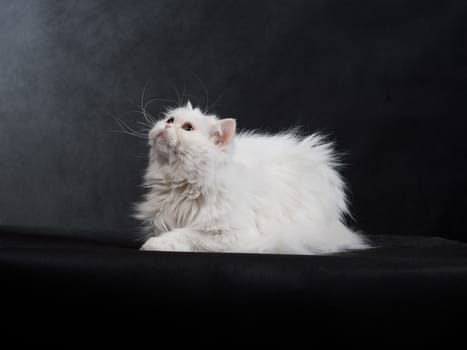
[{"left": 140, "top": 228, "right": 200, "bottom": 252}]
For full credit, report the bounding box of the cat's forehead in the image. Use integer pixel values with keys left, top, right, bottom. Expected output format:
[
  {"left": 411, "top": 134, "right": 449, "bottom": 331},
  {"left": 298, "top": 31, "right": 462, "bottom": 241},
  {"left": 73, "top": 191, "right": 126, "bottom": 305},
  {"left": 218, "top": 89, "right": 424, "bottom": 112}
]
[{"left": 165, "top": 106, "right": 215, "bottom": 124}]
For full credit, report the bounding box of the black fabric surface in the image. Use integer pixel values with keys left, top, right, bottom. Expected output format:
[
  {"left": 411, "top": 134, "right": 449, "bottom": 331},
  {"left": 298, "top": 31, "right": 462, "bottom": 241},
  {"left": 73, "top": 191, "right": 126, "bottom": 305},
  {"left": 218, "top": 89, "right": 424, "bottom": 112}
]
[{"left": 1, "top": 225, "right": 467, "bottom": 345}]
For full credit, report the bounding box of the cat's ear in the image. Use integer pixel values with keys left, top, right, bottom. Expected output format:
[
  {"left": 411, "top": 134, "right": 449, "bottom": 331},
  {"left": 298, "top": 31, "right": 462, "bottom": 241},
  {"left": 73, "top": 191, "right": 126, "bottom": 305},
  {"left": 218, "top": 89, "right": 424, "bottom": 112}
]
[
  {"left": 211, "top": 118, "right": 236, "bottom": 147},
  {"left": 186, "top": 101, "right": 193, "bottom": 109}
]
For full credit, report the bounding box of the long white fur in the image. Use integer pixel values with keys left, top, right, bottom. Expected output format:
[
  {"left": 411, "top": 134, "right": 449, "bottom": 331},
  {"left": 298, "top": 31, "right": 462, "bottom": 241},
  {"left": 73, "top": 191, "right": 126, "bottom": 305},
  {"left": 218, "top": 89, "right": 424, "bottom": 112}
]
[{"left": 135, "top": 102, "right": 369, "bottom": 254}]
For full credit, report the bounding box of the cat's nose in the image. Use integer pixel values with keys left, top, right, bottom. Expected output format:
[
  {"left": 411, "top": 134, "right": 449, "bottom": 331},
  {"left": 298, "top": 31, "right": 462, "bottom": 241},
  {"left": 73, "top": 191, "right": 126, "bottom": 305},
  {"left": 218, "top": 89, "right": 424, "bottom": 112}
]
[{"left": 165, "top": 124, "right": 172, "bottom": 129}]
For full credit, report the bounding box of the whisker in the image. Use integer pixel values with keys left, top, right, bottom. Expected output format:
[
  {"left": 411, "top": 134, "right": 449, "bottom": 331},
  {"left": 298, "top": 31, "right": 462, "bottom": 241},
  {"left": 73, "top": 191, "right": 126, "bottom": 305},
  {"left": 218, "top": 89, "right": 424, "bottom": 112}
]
[
  {"left": 140, "top": 107, "right": 157, "bottom": 125},
  {"left": 140, "top": 80, "right": 150, "bottom": 114},
  {"left": 143, "top": 98, "right": 177, "bottom": 111},
  {"left": 169, "top": 81, "right": 182, "bottom": 106},
  {"left": 180, "top": 93, "right": 202, "bottom": 110},
  {"left": 181, "top": 78, "right": 187, "bottom": 104},
  {"left": 207, "top": 91, "right": 225, "bottom": 114},
  {"left": 139, "top": 84, "right": 159, "bottom": 125},
  {"left": 189, "top": 70, "right": 209, "bottom": 113},
  {"left": 113, "top": 108, "right": 155, "bottom": 132},
  {"left": 136, "top": 120, "right": 152, "bottom": 130},
  {"left": 104, "top": 110, "right": 144, "bottom": 138},
  {"left": 112, "top": 117, "right": 148, "bottom": 139},
  {"left": 106, "top": 128, "right": 148, "bottom": 140}
]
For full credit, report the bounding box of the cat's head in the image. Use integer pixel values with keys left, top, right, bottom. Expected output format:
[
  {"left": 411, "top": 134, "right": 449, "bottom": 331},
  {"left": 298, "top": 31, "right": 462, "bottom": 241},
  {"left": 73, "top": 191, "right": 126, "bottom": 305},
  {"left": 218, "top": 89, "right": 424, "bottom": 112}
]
[{"left": 147, "top": 102, "right": 236, "bottom": 168}]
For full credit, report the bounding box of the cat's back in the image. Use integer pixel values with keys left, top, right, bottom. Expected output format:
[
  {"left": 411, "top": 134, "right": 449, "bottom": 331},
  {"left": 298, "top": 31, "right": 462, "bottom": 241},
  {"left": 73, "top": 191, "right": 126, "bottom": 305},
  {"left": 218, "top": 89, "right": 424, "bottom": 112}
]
[
  {"left": 232, "top": 130, "right": 348, "bottom": 229},
  {"left": 233, "top": 130, "right": 332, "bottom": 167},
  {"left": 234, "top": 131, "right": 296, "bottom": 164}
]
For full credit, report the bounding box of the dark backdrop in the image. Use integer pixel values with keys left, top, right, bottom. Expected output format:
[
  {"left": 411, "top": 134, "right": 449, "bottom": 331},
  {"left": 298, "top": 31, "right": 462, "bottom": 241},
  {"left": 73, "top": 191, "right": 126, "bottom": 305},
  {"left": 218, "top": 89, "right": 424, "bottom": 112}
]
[{"left": 0, "top": 0, "right": 466, "bottom": 242}]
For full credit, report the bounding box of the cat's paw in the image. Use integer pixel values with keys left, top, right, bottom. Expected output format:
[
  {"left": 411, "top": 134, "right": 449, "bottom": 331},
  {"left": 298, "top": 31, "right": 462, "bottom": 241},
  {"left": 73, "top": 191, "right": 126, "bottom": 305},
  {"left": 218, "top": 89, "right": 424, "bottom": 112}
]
[{"left": 140, "top": 235, "right": 192, "bottom": 252}]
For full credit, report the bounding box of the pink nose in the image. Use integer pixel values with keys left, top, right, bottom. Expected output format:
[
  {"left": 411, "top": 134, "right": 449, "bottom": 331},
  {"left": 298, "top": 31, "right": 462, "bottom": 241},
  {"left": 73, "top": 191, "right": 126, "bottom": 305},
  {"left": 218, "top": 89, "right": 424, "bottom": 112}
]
[{"left": 165, "top": 124, "right": 172, "bottom": 129}]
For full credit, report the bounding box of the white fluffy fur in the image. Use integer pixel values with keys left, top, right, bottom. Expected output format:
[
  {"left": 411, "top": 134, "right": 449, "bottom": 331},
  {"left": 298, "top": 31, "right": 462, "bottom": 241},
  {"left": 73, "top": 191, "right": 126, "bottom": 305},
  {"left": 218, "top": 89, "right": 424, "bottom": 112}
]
[{"left": 135, "top": 102, "right": 369, "bottom": 254}]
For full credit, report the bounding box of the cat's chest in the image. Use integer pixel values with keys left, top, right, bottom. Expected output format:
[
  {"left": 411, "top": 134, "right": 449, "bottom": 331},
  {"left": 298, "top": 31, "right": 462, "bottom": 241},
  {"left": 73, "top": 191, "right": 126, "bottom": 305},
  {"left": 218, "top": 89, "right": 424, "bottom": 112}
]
[{"left": 149, "top": 183, "right": 202, "bottom": 231}]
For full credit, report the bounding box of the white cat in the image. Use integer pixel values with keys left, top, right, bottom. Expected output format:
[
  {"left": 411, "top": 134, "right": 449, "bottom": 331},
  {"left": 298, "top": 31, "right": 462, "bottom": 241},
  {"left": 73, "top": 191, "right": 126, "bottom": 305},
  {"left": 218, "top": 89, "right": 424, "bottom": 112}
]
[{"left": 135, "top": 102, "right": 369, "bottom": 254}]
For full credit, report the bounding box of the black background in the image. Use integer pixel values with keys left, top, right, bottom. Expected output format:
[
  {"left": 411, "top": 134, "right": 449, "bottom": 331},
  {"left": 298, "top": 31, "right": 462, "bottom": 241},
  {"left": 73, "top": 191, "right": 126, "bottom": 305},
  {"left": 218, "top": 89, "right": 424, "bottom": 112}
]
[{"left": 1, "top": 0, "right": 466, "bottom": 243}]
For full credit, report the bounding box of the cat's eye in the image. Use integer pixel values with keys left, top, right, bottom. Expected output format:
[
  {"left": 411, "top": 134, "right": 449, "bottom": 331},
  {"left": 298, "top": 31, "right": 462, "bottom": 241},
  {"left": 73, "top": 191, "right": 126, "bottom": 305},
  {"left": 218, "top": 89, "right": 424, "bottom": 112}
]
[
  {"left": 182, "top": 122, "right": 193, "bottom": 131},
  {"left": 166, "top": 117, "right": 174, "bottom": 124}
]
